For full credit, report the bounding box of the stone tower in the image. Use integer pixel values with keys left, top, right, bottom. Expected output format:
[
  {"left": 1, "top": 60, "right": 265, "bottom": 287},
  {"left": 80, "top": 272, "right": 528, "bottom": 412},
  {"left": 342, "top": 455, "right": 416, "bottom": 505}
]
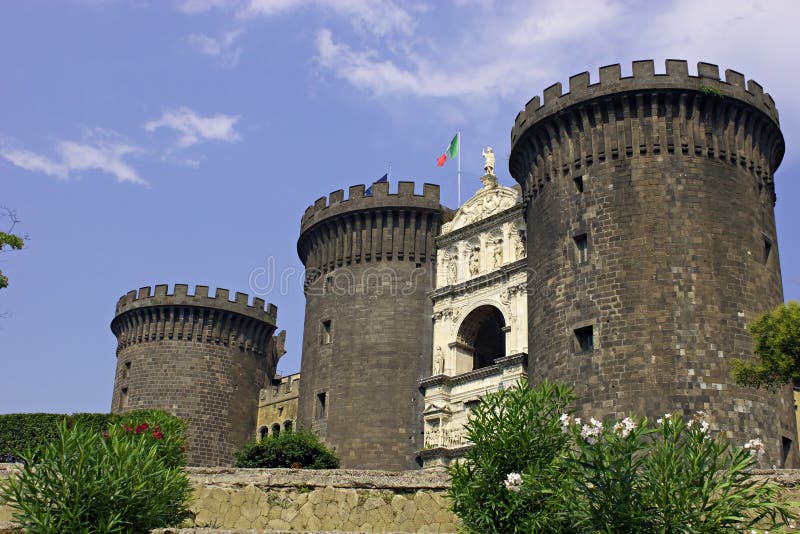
[
  {"left": 508, "top": 59, "right": 796, "bottom": 466},
  {"left": 111, "top": 284, "right": 279, "bottom": 467},
  {"left": 296, "top": 181, "right": 444, "bottom": 469}
]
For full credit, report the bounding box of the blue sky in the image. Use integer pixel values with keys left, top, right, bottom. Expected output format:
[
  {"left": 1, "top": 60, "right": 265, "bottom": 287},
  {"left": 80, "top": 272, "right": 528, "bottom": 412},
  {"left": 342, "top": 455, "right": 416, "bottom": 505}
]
[{"left": 2, "top": 0, "right": 800, "bottom": 413}]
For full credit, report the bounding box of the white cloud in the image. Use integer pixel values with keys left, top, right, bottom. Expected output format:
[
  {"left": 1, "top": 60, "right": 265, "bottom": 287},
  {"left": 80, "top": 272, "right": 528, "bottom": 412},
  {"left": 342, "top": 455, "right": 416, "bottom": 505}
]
[
  {"left": 175, "top": 0, "right": 231, "bottom": 14},
  {"left": 310, "top": 0, "right": 800, "bottom": 110},
  {"left": 144, "top": 107, "right": 241, "bottom": 149},
  {"left": 0, "top": 138, "right": 145, "bottom": 185},
  {"left": 175, "top": 0, "right": 416, "bottom": 35},
  {"left": 187, "top": 30, "right": 243, "bottom": 67}
]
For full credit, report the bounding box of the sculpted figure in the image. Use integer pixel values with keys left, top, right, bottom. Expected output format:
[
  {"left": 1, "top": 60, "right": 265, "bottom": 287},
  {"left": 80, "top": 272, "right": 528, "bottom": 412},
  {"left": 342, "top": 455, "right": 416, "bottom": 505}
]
[
  {"left": 493, "top": 240, "right": 503, "bottom": 268},
  {"left": 433, "top": 346, "right": 445, "bottom": 375},
  {"left": 447, "top": 253, "right": 458, "bottom": 284},
  {"left": 482, "top": 146, "right": 496, "bottom": 176},
  {"left": 469, "top": 247, "right": 480, "bottom": 276},
  {"left": 516, "top": 231, "right": 526, "bottom": 259},
  {"left": 482, "top": 191, "right": 500, "bottom": 213}
]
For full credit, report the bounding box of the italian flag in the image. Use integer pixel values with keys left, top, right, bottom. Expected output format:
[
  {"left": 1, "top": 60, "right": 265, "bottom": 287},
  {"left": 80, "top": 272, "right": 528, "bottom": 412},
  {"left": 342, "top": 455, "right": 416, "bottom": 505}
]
[{"left": 437, "top": 134, "right": 459, "bottom": 167}]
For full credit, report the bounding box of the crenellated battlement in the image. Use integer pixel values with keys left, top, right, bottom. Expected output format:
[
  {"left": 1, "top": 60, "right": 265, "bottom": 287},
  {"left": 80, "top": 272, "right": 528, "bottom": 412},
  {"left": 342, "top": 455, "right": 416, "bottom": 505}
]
[
  {"left": 298, "top": 181, "right": 445, "bottom": 272},
  {"left": 509, "top": 59, "right": 785, "bottom": 201},
  {"left": 300, "top": 181, "right": 441, "bottom": 234},
  {"left": 114, "top": 284, "right": 277, "bottom": 324},
  {"left": 511, "top": 60, "right": 779, "bottom": 148}
]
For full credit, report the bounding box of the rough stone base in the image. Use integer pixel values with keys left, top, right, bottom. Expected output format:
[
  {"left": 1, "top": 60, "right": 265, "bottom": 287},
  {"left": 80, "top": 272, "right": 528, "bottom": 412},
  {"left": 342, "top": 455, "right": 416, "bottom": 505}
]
[
  {"left": 0, "top": 465, "right": 458, "bottom": 533},
  {"left": 7, "top": 466, "right": 800, "bottom": 532}
]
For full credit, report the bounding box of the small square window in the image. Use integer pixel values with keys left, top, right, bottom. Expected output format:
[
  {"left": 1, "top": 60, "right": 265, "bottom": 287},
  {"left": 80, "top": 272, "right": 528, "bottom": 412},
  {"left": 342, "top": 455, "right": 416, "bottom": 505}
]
[
  {"left": 764, "top": 237, "right": 772, "bottom": 264},
  {"left": 574, "top": 176, "right": 584, "bottom": 193},
  {"left": 574, "top": 233, "right": 588, "bottom": 264},
  {"left": 574, "top": 326, "right": 594, "bottom": 353},
  {"left": 120, "top": 387, "right": 129, "bottom": 408},
  {"left": 321, "top": 320, "right": 332, "bottom": 344},
  {"left": 315, "top": 392, "right": 327, "bottom": 419}
]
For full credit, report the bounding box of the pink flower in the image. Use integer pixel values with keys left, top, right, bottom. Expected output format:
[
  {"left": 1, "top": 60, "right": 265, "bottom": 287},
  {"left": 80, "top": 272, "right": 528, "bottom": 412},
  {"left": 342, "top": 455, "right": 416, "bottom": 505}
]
[
  {"left": 134, "top": 423, "right": 149, "bottom": 434},
  {"left": 152, "top": 430, "right": 163, "bottom": 440}
]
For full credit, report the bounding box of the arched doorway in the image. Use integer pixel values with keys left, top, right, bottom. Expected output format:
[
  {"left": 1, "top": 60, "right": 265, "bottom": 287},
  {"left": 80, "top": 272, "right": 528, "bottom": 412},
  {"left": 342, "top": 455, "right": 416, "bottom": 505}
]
[{"left": 456, "top": 305, "right": 506, "bottom": 371}]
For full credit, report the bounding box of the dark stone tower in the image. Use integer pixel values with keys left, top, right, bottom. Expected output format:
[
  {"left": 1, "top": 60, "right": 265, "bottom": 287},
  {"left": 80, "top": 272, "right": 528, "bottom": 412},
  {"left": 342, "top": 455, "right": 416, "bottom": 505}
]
[
  {"left": 296, "top": 181, "right": 444, "bottom": 469},
  {"left": 111, "top": 284, "right": 278, "bottom": 467},
  {"left": 509, "top": 60, "right": 796, "bottom": 466}
]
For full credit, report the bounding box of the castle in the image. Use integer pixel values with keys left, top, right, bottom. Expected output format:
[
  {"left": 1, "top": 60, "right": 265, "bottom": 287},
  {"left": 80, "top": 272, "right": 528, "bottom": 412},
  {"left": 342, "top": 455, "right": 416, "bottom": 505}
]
[{"left": 110, "top": 59, "right": 797, "bottom": 469}]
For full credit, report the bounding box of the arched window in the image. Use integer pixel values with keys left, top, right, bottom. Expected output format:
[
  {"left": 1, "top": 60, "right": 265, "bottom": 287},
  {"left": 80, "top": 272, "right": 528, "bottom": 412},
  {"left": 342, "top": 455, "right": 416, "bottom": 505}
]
[
  {"left": 258, "top": 426, "right": 268, "bottom": 440},
  {"left": 284, "top": 420, "right": 293, "bottom": 432},
  {"left": 271, "top": 423, "right": 281, "bottom": 437},
  {"left": 456, "top": 305, "right": 506, "bottom": 370}
]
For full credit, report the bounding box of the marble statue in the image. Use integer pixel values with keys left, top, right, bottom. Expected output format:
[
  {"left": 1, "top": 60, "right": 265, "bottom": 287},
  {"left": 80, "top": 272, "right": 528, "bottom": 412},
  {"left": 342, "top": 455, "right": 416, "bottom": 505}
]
[
  {"left": 482, "top": 146, "right": 496, "bottom": 176},
  {"left": 469, "top": 247, "right": 480, "bottom": 276}
]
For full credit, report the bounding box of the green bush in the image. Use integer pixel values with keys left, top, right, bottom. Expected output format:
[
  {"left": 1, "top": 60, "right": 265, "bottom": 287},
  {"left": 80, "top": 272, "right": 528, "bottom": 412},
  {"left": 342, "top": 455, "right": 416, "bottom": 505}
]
[
  {"left": 448, "top": 381, "right": 797, "bottom": 533},
  {"left": 115, "top": 409, "right": 188, "bottom": 468},
  {"left": 0, "top": 411, "right": 182, "bottom": 464},
  {"left": 234, "top": 428, "right": 339, "bottom": 469},
  {"left": 0, "top": 417, "right": 192, "bottom": 534},
  {"left": 0, "top": 414, "right": 66, "bottom": 462},
  {"left": 564, "top": 411, "right": 796, "bottom": 531},
  {"left": 447, "top": 379, "right": 575, "bottom": 533}
]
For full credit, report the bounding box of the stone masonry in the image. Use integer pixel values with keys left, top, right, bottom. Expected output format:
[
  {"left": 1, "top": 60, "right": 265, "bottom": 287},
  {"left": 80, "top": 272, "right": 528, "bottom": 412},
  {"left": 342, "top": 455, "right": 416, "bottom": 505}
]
[
  {"left": 110, "top": 284, "right": 279, "bottom": 467},
  {"left": 509, "top": 60, "right": 797, "bottom": 466},
  {"left": 296, "top": 182, "right": 447, "bottom": 469}
]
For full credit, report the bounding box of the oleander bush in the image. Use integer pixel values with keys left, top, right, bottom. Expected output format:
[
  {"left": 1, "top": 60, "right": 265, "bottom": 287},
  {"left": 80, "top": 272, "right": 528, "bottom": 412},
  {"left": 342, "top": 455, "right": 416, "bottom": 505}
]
[
  {"left": 0, "top": 410, "right": 183, "bottom": 464},
  {"left": 234, "top": 428, "right": 339, "bottom": 469},
  {"left": 447, "top": 380, "right": 575, "bottom": 533},
  {"left": 0, "top": 415, "right": 192, "bottom": 534},
  {"left": 448, "top": 380, "right": 797, "bottom": 533}
]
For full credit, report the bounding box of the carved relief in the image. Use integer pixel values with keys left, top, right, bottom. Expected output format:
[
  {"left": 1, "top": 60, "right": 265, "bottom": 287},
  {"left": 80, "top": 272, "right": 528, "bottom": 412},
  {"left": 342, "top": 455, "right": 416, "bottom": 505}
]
[
  {"left": 442, "top": 185, "right": 520, "bottom": 233},
  {"left": 515, "top": 231, "right": 526, "bottom": 260},
  {"left": 468, "top": 246, "right": 480, "bottom": 276},
  {"left": 493, "top": 240, "right": 503, "bottom": 269},
  {"left": 433, "top": 346, "right": 445, "bottom": 375}
]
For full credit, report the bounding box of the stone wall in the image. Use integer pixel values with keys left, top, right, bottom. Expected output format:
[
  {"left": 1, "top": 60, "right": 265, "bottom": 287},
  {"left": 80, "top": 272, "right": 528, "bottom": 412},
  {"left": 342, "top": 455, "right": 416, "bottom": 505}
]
[
  {"left": 0, "top": 465, "right": 459, "bottom": 533},
  {"left": 110, "top": 285, "right": 279, "bottom": 467},
  {"left": 296, "top": 182, "right": 444, "bottom": 470},
  {"left": 6, "top": 464, "right": 800, "bottom": 532},
  {"left": 257, "top": 373, "right": 300, "bottom": 439},
  {"left": 508, "top": 60, "right": 796, "bottom": 467}
]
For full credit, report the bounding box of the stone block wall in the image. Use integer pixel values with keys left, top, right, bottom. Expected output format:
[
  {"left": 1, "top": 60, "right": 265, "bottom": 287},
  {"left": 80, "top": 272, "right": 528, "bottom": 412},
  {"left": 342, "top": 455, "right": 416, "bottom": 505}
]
[
  {"left": 110, "top": 285, "right": 279, "bottom": 466},
  {"left": 508, "top": 60, "right": 796, "bottom": 466},
  {"left": 7, "top": 464, "right": 800, "bottom": 532},
  {"left": 296, "top": 182, "right": 445, "bottom": 470},
  {"left": 0, "top": 465, "right": 458, "bottom": 533}
]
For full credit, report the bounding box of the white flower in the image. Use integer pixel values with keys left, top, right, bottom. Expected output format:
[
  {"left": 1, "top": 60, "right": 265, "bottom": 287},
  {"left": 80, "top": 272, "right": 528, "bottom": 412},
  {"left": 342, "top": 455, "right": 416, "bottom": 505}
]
[
  {"left": 560, "top": 413, "right": 571, "bottom": 433},
  {"left": 581, "top": 417, "right": 603, "bottom": 445},
  {"left": 657, "top": 413, "right": 672, "bottom": 425},
  {"left": 688, "top": 411, "right": 710, "bottom": 436},
  {"left": 613, "top": 417, "right": 637, "bottom": 438},
  {"left": 744, "top": 438, "right": 766, "bottom": 459},
  {"left": 504, "top": 472, "right": 523, "bottom": 492}
]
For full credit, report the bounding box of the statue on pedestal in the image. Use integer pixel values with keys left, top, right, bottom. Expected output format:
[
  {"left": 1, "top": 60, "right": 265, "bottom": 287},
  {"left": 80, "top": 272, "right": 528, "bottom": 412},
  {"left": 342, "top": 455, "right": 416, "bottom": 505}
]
[{"left": 482, "top": 146, "right": 495, "bottom": 176}]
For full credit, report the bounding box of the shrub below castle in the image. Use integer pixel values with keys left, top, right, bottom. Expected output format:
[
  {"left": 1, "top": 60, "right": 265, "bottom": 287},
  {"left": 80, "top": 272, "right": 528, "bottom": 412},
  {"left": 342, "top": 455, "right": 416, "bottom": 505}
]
[
  {"left": 234, "top": 428, "right": 339, "bottom": 469},
  {"left": 448, "top": 379, "right": 796, "bottom": 533},
  {"left": 0, "top": 411, "right": 174, "bottom": 463},
  {"left": 0, "top": 410, "right": 192, "bottom": 534}
]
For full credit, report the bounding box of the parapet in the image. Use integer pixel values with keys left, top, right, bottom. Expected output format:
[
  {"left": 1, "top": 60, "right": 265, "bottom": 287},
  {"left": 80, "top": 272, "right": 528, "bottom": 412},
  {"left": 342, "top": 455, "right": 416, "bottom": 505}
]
[
  {"left": 511, "top": 60, "right": 780, "bottom": 148},
  {"left": 114, "top": 284, "right": 277, "bottom": 325},
  {"left": 300, "top": 181, "right": 442, "bottom": 234}
]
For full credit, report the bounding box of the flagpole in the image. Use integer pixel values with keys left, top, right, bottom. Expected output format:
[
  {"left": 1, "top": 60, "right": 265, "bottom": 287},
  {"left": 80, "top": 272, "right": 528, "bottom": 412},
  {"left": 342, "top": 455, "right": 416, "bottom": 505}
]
[{"left": 457, "top": 131, "right": 462, "bottom": 206}]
